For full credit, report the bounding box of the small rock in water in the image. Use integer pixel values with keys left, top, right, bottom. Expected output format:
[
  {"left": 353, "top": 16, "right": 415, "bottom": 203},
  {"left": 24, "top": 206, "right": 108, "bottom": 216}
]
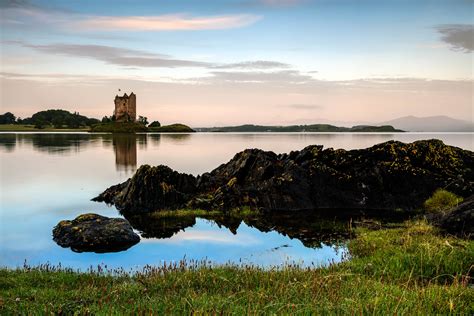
[{"left": 52, "top": 213, "right": 140, "bottom": 253}]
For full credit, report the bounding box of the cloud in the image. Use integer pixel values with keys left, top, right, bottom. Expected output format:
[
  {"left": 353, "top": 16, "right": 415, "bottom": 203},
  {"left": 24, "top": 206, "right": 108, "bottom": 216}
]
[
  {"left": 207, "top": 70, "right": 313, "bottom": 83},
  {"left": 20, "top": 43, "right": 213, "bottom": 68},
  {"left": 282, "top": 104, "right": 323, "bottom": 110},
  {"left": 77, "top": 14, "right": 262, "bottom": 31},
  {"left": 435, "top": 24, "right": 473, "bottom": 53},
  {"left": 259, "top": 0, "right": 306, "bottom": 6},
  {"left": 0, "top": 0, "right": 30, "bottom": 8},
  {"left": 1, "top": 2, "right": 261, "bottom": 32},
  {"left": 241, "top": 0, "right": 306, "bottom": 7},
  {"left": 212, "top": 60, "right": 291, "bottom": 69},
  {"left": 11, "top": 41, "right": 293, "bottom": 70}
]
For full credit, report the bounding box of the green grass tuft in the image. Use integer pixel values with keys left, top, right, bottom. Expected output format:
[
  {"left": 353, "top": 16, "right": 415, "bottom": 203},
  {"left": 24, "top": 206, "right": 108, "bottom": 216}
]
[{"left": 424, "top": 189, "right": 463, "bottom": 214}]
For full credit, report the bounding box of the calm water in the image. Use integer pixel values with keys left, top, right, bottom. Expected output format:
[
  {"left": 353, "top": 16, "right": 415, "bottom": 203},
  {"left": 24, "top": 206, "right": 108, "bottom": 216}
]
[{"left": 0, "top": 132, "right": 472, "bottom": 270}]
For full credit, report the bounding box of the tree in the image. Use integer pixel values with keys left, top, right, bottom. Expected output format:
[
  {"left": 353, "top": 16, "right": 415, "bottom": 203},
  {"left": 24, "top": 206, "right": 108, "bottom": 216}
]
[
  {"left": 34, "top": 119, "right": 47, "bottom": 129},
  {"left": 138, "top": 116, "right": 149, "bottom": 126},
  {"left": 149, "top": 121, "right": 161, "bottom": 128},
  {"left": 0, "top": 112, "right": 16, "bottom": 124},
  {"left": 102, "top": 116, "right": 112, "bottom": 123},
  {"left": 52, "top": 117, "right": 63, "bottom": 129}
]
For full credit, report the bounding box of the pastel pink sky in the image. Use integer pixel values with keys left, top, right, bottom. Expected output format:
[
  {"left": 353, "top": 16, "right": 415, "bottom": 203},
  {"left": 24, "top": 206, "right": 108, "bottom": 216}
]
[{"left": 0, "top": 0, "right": 472, "bottom": 126}]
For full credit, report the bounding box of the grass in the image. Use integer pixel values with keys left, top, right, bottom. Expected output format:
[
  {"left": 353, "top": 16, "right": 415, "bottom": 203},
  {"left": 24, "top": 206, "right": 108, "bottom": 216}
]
[
  {"left": 1, "top": 221, "right": 472, "bottom": 314},
  {"left": 143, "top": 206, "right": 261, "bottom": 219},
  {"left": 0, "top": 124, "right": 90, "bottom": 132},
  {"left": 90, "top": 122, "right": 148, "bottom": 133},
  {"left": 424, "top": 189, "right": 463, "bottom": 214}
]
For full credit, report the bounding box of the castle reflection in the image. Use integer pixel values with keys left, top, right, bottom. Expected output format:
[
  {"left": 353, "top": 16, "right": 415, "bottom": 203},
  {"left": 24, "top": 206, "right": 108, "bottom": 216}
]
[
  {"left": 112, "top": 134, "right": 140, "bottom": 172},
  {"left": 112, "top": 134, "right": 190, "bottom": 172},
  {"left": 0, "top": 132, "right": 188, "bottom": 172}
]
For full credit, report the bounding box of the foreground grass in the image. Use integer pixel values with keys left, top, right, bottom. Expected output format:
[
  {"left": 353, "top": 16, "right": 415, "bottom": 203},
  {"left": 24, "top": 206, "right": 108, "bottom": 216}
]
[{"left": 1, "top": 221, "right": 472, "bottom": 314}]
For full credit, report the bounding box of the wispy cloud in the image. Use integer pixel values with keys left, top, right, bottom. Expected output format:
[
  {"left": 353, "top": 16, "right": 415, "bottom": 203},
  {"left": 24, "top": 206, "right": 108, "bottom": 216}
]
[
  {"left": 10, "top": 41, "right": 292, "bottom": 70},
  {"left": 259, "top": 0, "right": 306, "bottom": 6},
  {"left": 435, "top": 24, "right": 473, "bottom": 53},
  {"left": 212, "top": 60, "right": 291, "bottom": 69},
  {"left": 208, "top": 70, "right": 313, "bottom": 83},
  {"left": 21, "top": 43, "right": 212, "bottom": 68},
  {"left": 76, "top": 14, "right": 262, "bottom": 31},
  {"left": 1, "top": 3, "right": 261, "bottom": 32},
  {"left": 0, "top": 0, "right": 30, "bottom": 8},
  {"left": 241, "top": 0, "right": 307, "bottom": 7},
  {"left": 282, "top": 104, "right": 323, "bottom": 110}
]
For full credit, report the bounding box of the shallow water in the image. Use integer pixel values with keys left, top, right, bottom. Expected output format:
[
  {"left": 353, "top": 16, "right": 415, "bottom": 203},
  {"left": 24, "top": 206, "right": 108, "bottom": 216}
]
[{"left": 0, "top": 132, "right": 472, "bottom": 270}]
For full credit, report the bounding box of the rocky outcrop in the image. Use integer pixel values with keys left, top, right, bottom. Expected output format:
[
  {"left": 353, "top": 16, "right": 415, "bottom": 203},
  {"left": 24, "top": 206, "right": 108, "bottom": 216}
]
[
  {"left": 436, "top": 195, "right": 473, "bottom": 237},
  {"left": 52, "top": 214, "right": 140, "bottom": 253},
  {"left": 94, "top": 165, "right": 197, "bottom": 213},
  {"left": 94, "top": 140, "right": 474, "bottom": 215}
]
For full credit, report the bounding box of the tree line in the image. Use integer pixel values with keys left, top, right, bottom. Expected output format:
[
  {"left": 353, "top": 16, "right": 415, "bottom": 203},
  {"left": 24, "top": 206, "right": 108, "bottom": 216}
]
[
  {"left": 1, "top": 110, "right": 161, "bottom": 129},
  {"left": 0, "top": 110, "right": 99, "bottom": 129}
]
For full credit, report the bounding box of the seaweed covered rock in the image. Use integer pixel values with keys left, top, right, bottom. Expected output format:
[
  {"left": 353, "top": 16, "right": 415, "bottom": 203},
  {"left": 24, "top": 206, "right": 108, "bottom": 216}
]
[
  {"left": 436, "top": 195, "right": 473, "bottom": 237},
  {"left": 52, "top": 214, "right": 140, "bottom": 253},
  {"left": 94, "top": 140, "right": 474, "bottom": 214}
]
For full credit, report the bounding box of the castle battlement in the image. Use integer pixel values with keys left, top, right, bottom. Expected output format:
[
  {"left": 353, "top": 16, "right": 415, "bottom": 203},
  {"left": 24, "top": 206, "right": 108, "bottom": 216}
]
[{"left": 114, "top": 92, "right": 136, "bottom": 122}]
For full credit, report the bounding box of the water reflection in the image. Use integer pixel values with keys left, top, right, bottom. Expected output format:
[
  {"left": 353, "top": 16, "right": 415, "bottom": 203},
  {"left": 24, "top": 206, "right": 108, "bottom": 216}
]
[
  {"left": 113, "top": 134, "right": 140, "bottom": 172},
  {"left": 1, "top": 132, "right": 472, "bottom": 269},
  {"left": 0, "top": 134, "right": 16, "bottom": 152},
  {"left": 124, "top": 211, "right": 357, "bottom": 249}
]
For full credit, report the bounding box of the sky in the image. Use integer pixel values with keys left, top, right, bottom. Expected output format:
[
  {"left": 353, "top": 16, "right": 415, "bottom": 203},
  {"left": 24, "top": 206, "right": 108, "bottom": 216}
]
[{"left": 0, "top": 0, "right": 472, "bottom": 126}]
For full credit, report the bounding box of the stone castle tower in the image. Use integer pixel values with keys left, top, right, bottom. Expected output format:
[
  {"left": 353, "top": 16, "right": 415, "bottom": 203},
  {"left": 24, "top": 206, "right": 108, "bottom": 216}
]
[{"left": 114, "top": 92, "right": 136, "bottom": 122}]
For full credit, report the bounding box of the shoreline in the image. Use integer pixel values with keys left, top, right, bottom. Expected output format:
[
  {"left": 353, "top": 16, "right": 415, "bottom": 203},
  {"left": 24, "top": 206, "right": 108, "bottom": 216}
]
[{"left": 1, "top": 221, "right": 472, "bottom": 314}]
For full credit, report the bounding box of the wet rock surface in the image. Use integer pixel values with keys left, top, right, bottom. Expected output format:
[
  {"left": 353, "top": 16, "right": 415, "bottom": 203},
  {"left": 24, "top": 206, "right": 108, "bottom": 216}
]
[
  {"left": 53, "top": 214, "right": 140, "bottom": 253},
  {"left": 436, "top": 195, "right": 473, "bottom": 237},
  {"left": 94, "top": 140, "right": 474, "bottom": 215}
]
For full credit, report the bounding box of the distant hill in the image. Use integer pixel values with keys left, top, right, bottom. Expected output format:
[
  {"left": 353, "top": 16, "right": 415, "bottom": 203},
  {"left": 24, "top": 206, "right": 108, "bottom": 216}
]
[
  {"left": 380, "top": 116, "right": 474, "bottom": 132},
  {"left": 196, "top": 124, "right": 403, "bottom": 133}
]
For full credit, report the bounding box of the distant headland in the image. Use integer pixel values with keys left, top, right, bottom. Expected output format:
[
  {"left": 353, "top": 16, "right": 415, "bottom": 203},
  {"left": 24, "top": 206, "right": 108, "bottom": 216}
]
[{"left": 196, "top": 124, "right": 403, "bottom": 133}]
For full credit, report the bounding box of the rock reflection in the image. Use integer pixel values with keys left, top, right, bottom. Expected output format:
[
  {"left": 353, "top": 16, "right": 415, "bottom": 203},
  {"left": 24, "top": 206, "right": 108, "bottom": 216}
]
[{"left": 124, "top": 210, "right": 359, "bottom": 249}]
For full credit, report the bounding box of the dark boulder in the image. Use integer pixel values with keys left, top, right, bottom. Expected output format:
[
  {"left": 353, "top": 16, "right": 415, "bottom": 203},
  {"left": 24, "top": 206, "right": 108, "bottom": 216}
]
[
  {"left": 94, "top": 140, "right": 474, "bottom": 214},
  {"left": 52, "top": 213, "right": 140, "bottom": 253},
  {"left": 436, "top": 195, "right": 473, "bottom": 237}
]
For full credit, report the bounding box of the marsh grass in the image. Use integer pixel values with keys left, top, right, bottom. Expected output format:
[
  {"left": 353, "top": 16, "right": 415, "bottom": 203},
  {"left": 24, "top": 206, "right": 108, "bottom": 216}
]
[
  {"left": 1, "top": 221, "right": 473, "bottom": 314},
  {"left": 424, "top": 189, "right": 463, "bottom": 214}
]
